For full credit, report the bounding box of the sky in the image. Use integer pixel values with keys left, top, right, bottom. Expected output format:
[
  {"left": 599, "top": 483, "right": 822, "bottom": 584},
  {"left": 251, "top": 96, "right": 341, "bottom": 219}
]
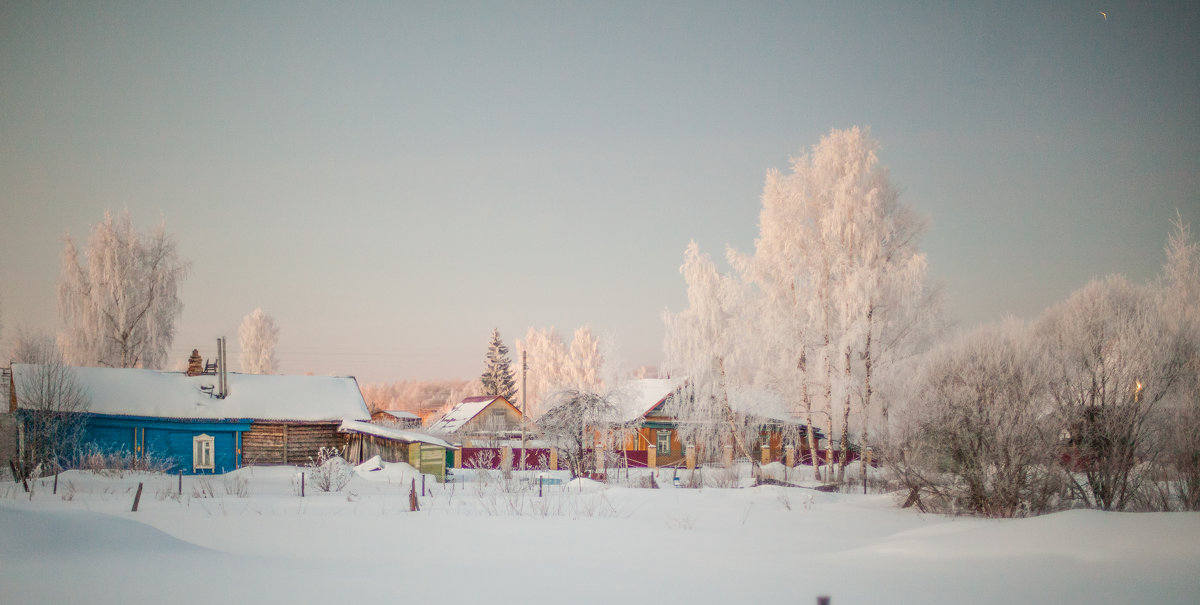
[{"left": 1, "top": 2, "right": 1197, "bottom": 384}]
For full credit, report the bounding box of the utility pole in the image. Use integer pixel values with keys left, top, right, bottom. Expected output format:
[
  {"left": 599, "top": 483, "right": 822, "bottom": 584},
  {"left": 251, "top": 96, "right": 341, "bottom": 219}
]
[{"left": 520, "top": 350, "right": 528, "bottom": 471}]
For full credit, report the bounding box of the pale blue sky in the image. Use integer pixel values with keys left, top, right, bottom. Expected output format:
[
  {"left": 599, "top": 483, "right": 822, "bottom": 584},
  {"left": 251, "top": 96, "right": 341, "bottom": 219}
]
[{"left": 2, "top": 2, "right": 1197, "bottom": 383}]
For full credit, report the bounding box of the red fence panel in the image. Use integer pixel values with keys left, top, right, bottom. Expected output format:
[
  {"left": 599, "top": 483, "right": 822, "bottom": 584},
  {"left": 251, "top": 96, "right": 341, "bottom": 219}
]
[
  {"left": 621, "top": 449, "right": 649, "bottom": 467},
  {"left": 461, "top": 448, "right": 503, "bottom": 469},
  {"left": 512, "top": 448, "right": 554, "bottom": 470}
]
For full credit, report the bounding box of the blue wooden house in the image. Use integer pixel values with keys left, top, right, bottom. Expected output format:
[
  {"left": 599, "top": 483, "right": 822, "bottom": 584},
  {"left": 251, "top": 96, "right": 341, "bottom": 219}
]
[{"left": 11, "top": 364, "right": 370, "bottom": 474}]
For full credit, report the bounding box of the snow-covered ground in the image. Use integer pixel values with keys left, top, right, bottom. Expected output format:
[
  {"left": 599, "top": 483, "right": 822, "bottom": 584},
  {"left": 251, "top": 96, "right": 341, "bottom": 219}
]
[{"left": 2, "top": 463, "right": 1198, "bottom": 604}]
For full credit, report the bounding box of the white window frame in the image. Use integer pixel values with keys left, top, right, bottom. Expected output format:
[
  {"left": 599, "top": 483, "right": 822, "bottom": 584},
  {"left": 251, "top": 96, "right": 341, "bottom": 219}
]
[
  {"left": 656, "top": 430, "right": 671, "bottom": 454},
  {"left": 193, "top": 434, "right": 215, "bottom": 471}
]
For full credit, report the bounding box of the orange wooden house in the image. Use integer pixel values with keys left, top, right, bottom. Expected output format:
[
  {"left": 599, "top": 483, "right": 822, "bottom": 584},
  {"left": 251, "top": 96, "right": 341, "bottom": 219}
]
[{"left": 607, "top": 379, "right": 822, "bottom": 467}]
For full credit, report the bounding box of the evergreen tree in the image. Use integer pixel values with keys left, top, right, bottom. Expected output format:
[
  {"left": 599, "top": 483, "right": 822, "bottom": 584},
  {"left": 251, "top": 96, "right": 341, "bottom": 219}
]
[{"left": 480, "top": 328, "right": 517, "bottom": 401}]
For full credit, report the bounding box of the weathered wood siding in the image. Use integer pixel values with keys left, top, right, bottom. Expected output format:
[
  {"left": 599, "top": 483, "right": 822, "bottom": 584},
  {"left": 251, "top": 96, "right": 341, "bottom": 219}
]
[{"left": 241, "top": 422, "right": 344, "bottom": 465}]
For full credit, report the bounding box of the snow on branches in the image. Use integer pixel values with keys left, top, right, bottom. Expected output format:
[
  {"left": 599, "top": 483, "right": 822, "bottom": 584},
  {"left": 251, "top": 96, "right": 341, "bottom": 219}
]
[
  {"left": 238, "top": 308, "right": 280, "bottom": 374},
  {"left": 480, "top": 328, "right": 517, "bottom": 402},
  {"left": 514, "top": 325, "right": 605, "bottom": 418},
  {"left": 58, "top": 210, "right": 190, "bottom": 369}
]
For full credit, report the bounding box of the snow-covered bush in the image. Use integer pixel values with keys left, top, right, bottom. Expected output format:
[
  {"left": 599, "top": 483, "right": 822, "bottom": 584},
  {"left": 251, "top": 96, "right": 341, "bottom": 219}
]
[
  {"left": 308, "top": 447, "right": 351, "bottom": 492},
  {"left": 75, "top": 447, "right": 176, "bottom": 477},
  {"left": 889, "top": 320, "right": 1065, "bottom": 517}
]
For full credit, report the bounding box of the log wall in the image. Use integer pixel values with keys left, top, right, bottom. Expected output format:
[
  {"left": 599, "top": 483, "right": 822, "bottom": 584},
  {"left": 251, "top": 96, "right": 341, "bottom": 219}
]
[{"left": 241, "top": 422, "right": 344, "bottom": 465}]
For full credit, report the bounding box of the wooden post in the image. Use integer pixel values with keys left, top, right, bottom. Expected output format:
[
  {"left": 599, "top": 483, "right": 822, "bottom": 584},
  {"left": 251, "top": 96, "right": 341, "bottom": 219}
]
[
  {"left": 421, "top": 474, "right": 426, "bottom": 497},
  {"left": 53, "top": 472, "right": 58, "bottom": 495},
  {"left": 817, "top": 597, "right": 831, "bottom": 605},
  {"left": 178, "top": 470, "right": 183, "bottom": 496},
  {"left": 409, "top": 478, "right": 419, "bottom": 512},
  {"left": 301, "top": 472, "right": 305, "bottom": 498},
  {"left": 538, "top": 475, "right": 543, "bottom": 498},
  {"left": 131, "top": 482, "right": 144, "bottom": 512},
  {"left": 595, "top": 444, "right": 605, "bottom": 480}
]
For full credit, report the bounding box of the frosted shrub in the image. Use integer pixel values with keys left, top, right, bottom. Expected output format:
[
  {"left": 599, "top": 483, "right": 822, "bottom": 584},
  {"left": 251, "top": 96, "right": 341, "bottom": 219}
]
[
  {"left": 223, "top": 474, "right": 249, "bottom": 497},
  {"left": 75, "top": 447, "right": 176, "bottom": 476},
  {"left": 465, "top": 450, "right": 497, "bottom": 470},
  {"left": 308, "top": 447, "right": 351, "bottom": 492},
  {"left": 888, "top": 321, "right": 1069, "bottom": 517},
  {"left": 192, "top": 477, "right": 216, "bottom": 498}
]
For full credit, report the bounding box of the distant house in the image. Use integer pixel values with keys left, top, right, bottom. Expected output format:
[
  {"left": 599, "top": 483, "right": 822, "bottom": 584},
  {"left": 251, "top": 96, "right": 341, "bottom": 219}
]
[
  {"left": 610, "top": 378, "right": 690, "bottom": 466},
  {"left": 370, "top": 409, "right": 423, "bottom": 429},
  {"left": 610, "top": 378, "right": 822, "bottom": 466},
  {"left": 426, "top": 395, "right": 524, "bottom": 447},
  {"left": 10, "top": 364, "right": 370, "bottom": 474},
  {"left": 339, "top": 420, "right": 455, "bottom": 481}
]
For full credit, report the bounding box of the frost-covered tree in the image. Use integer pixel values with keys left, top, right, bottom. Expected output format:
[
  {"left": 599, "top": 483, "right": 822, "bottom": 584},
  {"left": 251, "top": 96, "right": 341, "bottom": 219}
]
[
  {"left": 514, "top": 325, "right": 606, "bottom": 418},
  {"left": 238, "top": 308, "right": 279, "bottom": 374},
  {"left": 1157, "top": 213, "right": 1200, "bottom": 509},
  {"left": 662, "top": 241, "right": 760, "bottom": 463},
  {"left": 58, "top": 210, "right": 190, "bottom": 369},
  {"left": 891, "top": 320, "right": 1063, "bottom": 517},
  {"left": 13, "top": 331, "right": 90, "bottom": 472},
  {"left": 723, "top": 127, "right": 936, "bottom": 481},
  {"left": 1038, "top": 275, "right": 1189, "bottom": 511},
  {"left": 480, "top": 328, "right": 517, "bottom": 401},
  {"left": 514, "top": 327, "right": 570, "bottom": 418},
  {"left": 537, "top": 390, "right": 618, "bottom": 478},
  {"left": 568, "top": 326, "right": 604, "bottom": 392}
]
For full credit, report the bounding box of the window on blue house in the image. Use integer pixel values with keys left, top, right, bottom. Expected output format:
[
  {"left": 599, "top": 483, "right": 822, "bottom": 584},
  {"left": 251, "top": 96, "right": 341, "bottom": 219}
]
[{"left": 193, "top": 434, "right": 214, "bottom": 471}]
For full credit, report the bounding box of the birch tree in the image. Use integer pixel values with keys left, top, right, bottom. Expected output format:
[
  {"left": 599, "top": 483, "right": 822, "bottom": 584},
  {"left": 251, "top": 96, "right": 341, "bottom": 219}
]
[
  {"left": 514, "top": 325, "right": 606, "bottom": 418},
  {"left": 238, "top": 308, "right": 280, "bottom": 374},
  {"left": 732, "top": 127, "right": 936, "bottom": 481},
  {"left": 662, "top": 241, "right": 757, "bottom": 463},
  {"left": 58, "top": 210, "right": 190, "bottom": 369},
  {"left": 567, "top": 326, "right": 604, "bottom": 393}
]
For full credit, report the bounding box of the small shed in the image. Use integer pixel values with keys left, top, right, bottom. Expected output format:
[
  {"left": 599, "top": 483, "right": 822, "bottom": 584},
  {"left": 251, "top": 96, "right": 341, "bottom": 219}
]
[{"left": 339, "top": 420, "right": 455, "bottom": 481}]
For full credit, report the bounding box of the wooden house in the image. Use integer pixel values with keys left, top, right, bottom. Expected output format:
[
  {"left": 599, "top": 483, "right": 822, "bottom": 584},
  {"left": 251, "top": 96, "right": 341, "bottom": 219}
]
[
  {"left": 339, "top": 419, "right": 455, "bottom": 481},
  {"left": 10, "top": 364, "right": 370, "bottom": 474},
  {"left": 611, "top": 378, "right": 822, "bottom": 466},
  {"left": 611, "top": 379, "right": 689, "bottom": 465},
  {"left": 426, "top": 395, "right": 524, "bottom": 447}
]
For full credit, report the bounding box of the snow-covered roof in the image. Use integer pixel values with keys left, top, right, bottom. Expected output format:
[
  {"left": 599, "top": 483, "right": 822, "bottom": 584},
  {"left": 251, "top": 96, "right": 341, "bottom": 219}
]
[
  {"left": 11, "top": 364, "right": 370, "bottom": 422},
  {"left": 338, "top": 420, "right": 455, "bottom": 449},
  {"left": 426, "top": 396, "right": 509, "bottom": 433},
  {"left": 610, "top": 378, "right": 685, "bottom": 422}
]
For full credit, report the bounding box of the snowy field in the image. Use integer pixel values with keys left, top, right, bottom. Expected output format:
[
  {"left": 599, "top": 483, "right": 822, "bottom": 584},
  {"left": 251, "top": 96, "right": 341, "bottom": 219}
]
[{"left": 2, "top": 462, "right": 1199, "bottom": 605}]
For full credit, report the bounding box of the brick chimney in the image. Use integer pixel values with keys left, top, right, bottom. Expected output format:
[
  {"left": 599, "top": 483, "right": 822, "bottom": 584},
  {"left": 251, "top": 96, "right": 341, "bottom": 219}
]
[{"left": 186, "top": 349, "right": 203, "bottom": 376}]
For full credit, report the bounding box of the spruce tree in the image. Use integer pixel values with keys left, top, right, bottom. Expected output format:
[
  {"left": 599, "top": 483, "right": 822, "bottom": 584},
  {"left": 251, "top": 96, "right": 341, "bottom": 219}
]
[{"left": 480, "top": 328, "right": 517, "bottom": 401}]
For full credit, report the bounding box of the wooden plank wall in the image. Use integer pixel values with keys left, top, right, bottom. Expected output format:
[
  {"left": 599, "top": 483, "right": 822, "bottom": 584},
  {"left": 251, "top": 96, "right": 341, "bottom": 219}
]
[{"left": 241, "top": 422, "right": 343, "bottom": 465}]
